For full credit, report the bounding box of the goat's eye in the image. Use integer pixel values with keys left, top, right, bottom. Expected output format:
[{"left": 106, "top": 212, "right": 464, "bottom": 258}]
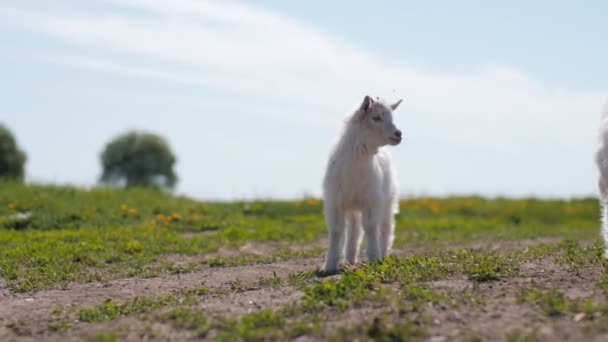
[{"left": 372, "top": 116, "right": 382, "bottom": 122}]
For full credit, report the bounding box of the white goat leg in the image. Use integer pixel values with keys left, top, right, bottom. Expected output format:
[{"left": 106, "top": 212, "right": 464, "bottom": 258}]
[
  {"left": 345, "top": 211, "right": 362, "bottom": 264},
  {"left": 362, "top": 209, "right": 381, "bottom": 262},
  {"left": 323, "top": 206, "right": 345, "bottom": 273}
]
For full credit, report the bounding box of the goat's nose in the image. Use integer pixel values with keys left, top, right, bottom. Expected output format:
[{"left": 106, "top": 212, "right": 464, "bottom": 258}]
[{"left": 395, "top": 130, "right": 402, "bottom": 138}]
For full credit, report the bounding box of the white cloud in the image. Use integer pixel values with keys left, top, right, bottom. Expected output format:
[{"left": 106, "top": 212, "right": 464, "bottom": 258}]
[{"left": 0, "top": 0, "right": 604, "bottom": 197}]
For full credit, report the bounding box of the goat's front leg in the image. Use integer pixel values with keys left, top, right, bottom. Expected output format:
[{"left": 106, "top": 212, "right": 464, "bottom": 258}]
[
  {"left": 344, "top": 211, "right": 363, "bottom": 264},
  {"left": 323, "top": 206, "right": 346, "bottom": 274}
]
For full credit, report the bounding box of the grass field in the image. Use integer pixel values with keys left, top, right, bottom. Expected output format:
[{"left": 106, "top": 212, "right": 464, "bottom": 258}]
[{"left": 1, "top": 181, "right": 607, "bottom": 341}]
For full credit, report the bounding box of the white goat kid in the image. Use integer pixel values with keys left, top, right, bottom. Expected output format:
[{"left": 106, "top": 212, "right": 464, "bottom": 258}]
[
  {"left": 596, "top": 100, "right": 608, "bottom": 259},
  {"left": 322, "top": 95, "right": 403, "bottom": 274}
]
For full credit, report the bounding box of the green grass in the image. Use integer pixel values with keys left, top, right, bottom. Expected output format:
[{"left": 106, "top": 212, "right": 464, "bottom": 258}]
[
  {"left": 0, "top": 181, "right": 602, "bottom": 292},
  {"left": 329, "top": 316, "right": 427, "bottom": 342},
  {"left": 0, "top": 182, "right": 328, "bottom": 291},
  {"left": 598, "top": 275, "right": 608, "bottom": 294},
  {"left": 301, "top": 250, "right": 520, "bottom": 314},
  {"left": 505, "top": 329, "right": 540, "bottom": 342},
  {"left": 158, "top": 307, "right": 211, "bottom": 338},
  {"left": 237, "top": 308, "right": 286, "bottom": 340},
  {"left": 89, "top": 332, "right": 119, "bottom": 342},
  {"left": 72, "top": 298, "right": 318, "bottom": 341},
  {"left": 463, "top": 252, "right": 519, "bottom": 282},
  {"left": 394, "top": 196, "right": 599, "bottom": 246},
  {"left": 47, "top": 320, "right": 72, "bottom": 332},
  {"left": 213, "top": 308, "right": 318, "bottom": 341},
  {"left": 518, "top": 288, "right": 572, "bottom": 317},
  {"left": 257, "top": 271, "right": 283, "bottom": 289},
  {"left": 182, "top": 286, "right": 211, "bottom": 296},
  {"left": 518, "top": 287, "right": 608, "bottom": 319},
  {"left": 77, "top": 295, "right": 194, "bottom": 323},
  {"left": 400, "top": 283, "right": 449, "bottom": 305}
]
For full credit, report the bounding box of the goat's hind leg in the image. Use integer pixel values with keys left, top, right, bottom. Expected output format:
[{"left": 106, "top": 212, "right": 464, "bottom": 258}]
[
  {"left": 323, "top": 206, "right": 346, "bottom": 274},
  {"left": 600, "top": 178, "right": 608, "bottom": 260},
  {"left": 362, "top": 208, "right": 381, "bottom": 262},
  {"left": 602, "top": 203, "right": 608, "bottom": 260},
  {"left": 379, "top": 208, "right": 396, "bottom": 259}
]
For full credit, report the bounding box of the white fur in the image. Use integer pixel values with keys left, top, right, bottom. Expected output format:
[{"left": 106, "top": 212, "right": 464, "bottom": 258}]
[
  {"left": 596, "top": 100, "right": 608, "bottom": 258},
  {"left": 322, "top": 95, "right": 403, "bottom": 273}
]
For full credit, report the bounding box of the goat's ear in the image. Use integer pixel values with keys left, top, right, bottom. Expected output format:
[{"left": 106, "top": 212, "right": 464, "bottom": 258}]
[
  {"left": 391, "top": 99, "right": 403, "bottom": 111},
  {"left": 360, "top": 95, "right": 374, "bottom": 112}
]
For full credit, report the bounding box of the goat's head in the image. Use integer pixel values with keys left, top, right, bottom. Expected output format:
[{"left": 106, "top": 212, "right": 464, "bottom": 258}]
[{"left": 357, "top": 95, "right": 403, "bottom": 147}]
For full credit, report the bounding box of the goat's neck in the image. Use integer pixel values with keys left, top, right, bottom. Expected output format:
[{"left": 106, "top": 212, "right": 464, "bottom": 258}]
[{"left": 338, "top": 128, "right": 379, "bottom": 162}]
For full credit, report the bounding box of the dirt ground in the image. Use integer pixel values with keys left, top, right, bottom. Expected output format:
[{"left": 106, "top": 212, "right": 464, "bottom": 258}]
[{"left": 1, "top": 238, "right": 607, "bottom": 342}]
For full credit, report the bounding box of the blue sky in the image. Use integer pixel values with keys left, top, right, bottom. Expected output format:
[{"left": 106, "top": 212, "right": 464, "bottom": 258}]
[{"left": 1, "top": 0, "right": 606, "bottom": 199}]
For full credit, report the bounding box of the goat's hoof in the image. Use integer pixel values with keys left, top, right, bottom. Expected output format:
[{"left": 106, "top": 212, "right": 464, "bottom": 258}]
[
  {"left": 316, "top": 267, "right": 339, "bottom": 277},
  {"left": 316, "top": 270, "right": 338, "bottom": 277}
]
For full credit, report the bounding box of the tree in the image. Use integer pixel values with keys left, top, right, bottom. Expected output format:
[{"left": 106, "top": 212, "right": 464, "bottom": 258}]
[
  {"left": 100, "top": 131, "right": 177, "bottom": 189},
  {"left": 0, "top": 124, "right": 27, "bottom": 180}
]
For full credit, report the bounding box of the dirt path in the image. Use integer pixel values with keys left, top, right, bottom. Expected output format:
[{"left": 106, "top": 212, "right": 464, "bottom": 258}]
[
  {"left": 40, "top": 255, "right": 604, "bottom": 342},
  {"left": 286, "top": 257, "right": 608, "bottom": 342},
  {"left": 0, "top": 237, "right": 603, "bottom": 341},
  {"left": 425, "top": 260, "right": 607, "bottom": 341},
  {"left": 0, "top": 258, "right": 322, "bottom": 340}
]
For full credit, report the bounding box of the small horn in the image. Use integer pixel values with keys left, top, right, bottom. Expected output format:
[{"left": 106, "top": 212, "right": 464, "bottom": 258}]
[{"left": 391, "top": 99, "right": 403, "bottom": 111}]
